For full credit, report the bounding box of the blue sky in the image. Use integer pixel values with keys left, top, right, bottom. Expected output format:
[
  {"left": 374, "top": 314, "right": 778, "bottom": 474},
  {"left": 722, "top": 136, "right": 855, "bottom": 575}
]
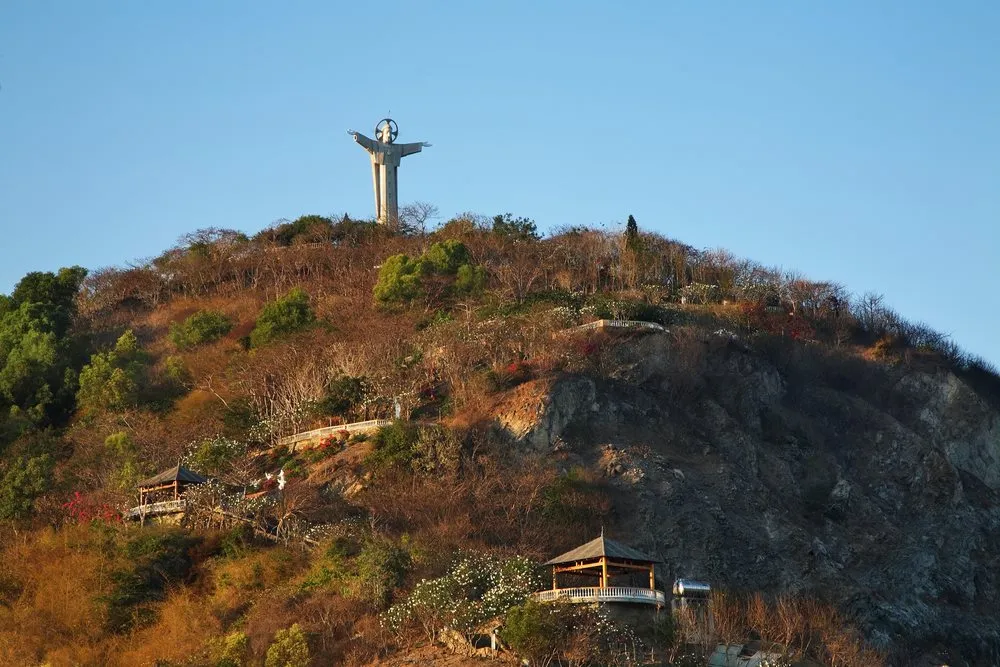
[{"left": 1, "top": 1, "right": 997, "bottom": 366}]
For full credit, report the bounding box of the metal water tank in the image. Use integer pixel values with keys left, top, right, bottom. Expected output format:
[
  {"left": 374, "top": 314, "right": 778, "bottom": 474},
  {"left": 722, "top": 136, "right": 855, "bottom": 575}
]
[{"left": 673, "top": 578, "right": 711, "bottom": 597}]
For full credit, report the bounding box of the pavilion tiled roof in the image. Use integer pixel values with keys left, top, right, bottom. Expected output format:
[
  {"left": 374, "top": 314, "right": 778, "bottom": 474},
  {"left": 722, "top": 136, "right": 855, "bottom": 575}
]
[
  {"left": 544, "top": 535, "right": 658, "bottom": 566},
  {"left": 137, "top": 465, "right": 208, "bottom": 489}
]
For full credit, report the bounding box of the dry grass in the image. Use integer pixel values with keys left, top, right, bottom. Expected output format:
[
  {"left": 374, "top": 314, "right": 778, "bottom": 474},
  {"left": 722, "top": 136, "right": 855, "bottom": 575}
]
[
  {"left": 114, "top": 590, "right": 222, "bottom": 666},
  {"left": 706, "top": 590, "right": 887, "bottom": 667}
]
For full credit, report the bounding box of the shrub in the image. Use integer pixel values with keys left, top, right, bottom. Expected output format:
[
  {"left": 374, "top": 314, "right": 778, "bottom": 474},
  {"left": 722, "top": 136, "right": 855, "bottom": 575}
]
[
  {"left": 169, "top": 309, "right": 232, "bottom": 350},
  {"left": 679, "top": 282, "right": 722, "bottom": 305},
  {"left": 504, "top": 599, "right": 573, "bottom": 663},
  {"left": 374, "top": 254, "right": 425, "bottom": 304},
  {"left": 355, "top": 538, "right": 411, "bottom": 605},
  {"left": 411, "top": 424, "right": 463, "bottom": 474},
  {"left": 62, "top": 491, "right": 122, "bottom": 524},
  {"left": 365, "top": 421, "right": 420, "bottom": 471},
  {"left": 265, "top": 623, "right": 310, "bottom": 667},
  {"left": 455, "top": 263, "right": 486, "bottom": 295},
  {"left": 186, "top": 436, "right": 246, "bottom": 477},
  {"left": 504, "top": 601, "right": 644, "bottom": 666},
  {"left": 208, "top": 631, "right": 249, "bottom": 667},
  {"left": 164, "top": 355, "right": 191, "bottom": 387},
  {"left": 250, "top": 288, "right": 315, "bottom": 348},
  {"left": 218, "top": 525, "right": 253, "bottom": 560},
  {"left": 422, "top": 239, "right": 470, "bottom": 274},
  {"left": 365, "top": 422, "right": 462, "bottom": 474},
  {"left": 373, "top": 241, "right": 483, "bottom": 305}
]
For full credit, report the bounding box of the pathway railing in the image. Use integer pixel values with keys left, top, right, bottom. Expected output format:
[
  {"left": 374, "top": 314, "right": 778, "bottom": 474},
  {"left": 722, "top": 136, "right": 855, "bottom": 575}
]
[
  {"left": 531, "top": 586, "right": 666, "bottom": 607},
  {"left": 277, "top": 419, "right": 393, "bottom": 450}
]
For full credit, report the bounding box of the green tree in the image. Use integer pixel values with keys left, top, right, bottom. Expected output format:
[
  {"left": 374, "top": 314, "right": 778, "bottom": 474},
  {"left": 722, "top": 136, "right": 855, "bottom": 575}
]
[
  {"left": 169, "top": 310, "right": 232, "bottom": 350},
  {"left": 422, "top": 240, "right": 470, "bottom": 274},
  {"left": 250, "top": 288, "right": 315, "bottom": 348},
  {"left": 76, "top": 330, "right": 148, "bottom": 414},
  {"left": 0, "top": 453, "right": 54, "bottom": 520},
  {"left": 624, "top": 214, "right": 640, "bottom": 252},
  {"left": 0, "top": 267, "right": 87, "bottom": 432},
  {"left": 492, "top": 213, "right": 539, "bottom": 241},
  {"left": 265, "top": 624, "right": 310, "bottom": 667}
]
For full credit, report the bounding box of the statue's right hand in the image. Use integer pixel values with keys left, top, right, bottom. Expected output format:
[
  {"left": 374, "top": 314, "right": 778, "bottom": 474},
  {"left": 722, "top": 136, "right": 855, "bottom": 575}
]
[{"left": 347, "top": 129, "right": 356, "bottom": 135}]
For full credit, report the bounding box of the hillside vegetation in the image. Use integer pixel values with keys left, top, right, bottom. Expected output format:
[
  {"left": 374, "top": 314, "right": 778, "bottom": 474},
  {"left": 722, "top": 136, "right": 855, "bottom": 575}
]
[{"left": 0, "top": 212, "right": 997, "bottom": 666}]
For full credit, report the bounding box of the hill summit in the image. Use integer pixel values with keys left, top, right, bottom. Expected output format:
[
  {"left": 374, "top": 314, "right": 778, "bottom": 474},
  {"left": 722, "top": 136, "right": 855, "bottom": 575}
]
[{"left": 0, "top": 212, "right": 997, "bottom": 665}]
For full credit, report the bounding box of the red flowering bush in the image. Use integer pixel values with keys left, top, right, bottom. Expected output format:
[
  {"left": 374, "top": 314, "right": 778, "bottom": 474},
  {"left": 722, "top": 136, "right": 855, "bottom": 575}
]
[
  {"left": 485, "top": 360, "right": 534, "bottom": 393},
  {"left": 62, "top": 491, "right": 122, "bottom": 524}
]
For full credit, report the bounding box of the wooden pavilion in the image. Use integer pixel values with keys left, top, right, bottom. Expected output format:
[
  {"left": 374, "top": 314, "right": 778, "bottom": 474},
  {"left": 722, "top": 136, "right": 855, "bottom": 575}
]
[
  {"left": 545, "top": 534, "right": 659, "bottom": 591},
  {"left": 137, "top": 464, "right": 208, "bottom": 506}
]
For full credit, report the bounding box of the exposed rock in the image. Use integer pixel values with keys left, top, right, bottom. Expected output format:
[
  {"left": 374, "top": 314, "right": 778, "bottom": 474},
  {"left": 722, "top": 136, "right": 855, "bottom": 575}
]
[
  {"left": 494, "top": 376, "right": 596, "bottom": 450},
  {"left": 491, "top": 336, "right": 1000, "bottom": 663}
]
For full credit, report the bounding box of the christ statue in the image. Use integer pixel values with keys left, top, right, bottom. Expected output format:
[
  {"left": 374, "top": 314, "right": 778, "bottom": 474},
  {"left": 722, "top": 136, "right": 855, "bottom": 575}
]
[{"left": 348, "top": 118, "right": 430, "bottom": 224}]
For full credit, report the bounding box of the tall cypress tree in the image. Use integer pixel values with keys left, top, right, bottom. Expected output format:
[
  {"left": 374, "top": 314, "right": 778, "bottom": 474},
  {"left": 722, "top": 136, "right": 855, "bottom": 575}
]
[{"left": 624, "top": 215, "right": 640, "bottom": 252}]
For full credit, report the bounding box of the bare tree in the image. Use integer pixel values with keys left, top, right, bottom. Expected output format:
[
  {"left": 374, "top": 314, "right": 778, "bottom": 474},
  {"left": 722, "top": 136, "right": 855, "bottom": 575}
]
[{"left": 398, "top": 201, "right": 439, "bottom": 234}]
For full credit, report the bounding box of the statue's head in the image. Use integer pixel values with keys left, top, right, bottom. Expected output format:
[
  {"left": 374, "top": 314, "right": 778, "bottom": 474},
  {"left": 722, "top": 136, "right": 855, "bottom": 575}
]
[{"left": 379, "top": 123, "right": 394, "bottom": 143}]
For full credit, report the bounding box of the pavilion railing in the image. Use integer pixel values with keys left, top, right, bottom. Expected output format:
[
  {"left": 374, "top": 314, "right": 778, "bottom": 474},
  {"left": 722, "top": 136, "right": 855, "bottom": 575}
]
[
  {"left": 125, "top": 499, "right": 187, "bottom": 520},
  {"left": 559, "top": 320, "right": 667, "bottom": 335},
  {"left": 531, "top": 586, "right": 666, "bottom": 607},
  {"left": 277, "top": 419, "right": 393, "bottom": 450}
]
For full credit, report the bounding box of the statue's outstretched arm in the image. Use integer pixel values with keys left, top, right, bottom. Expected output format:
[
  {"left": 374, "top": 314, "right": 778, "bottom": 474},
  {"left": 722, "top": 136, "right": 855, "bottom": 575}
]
[
  {"left": 400, "top": 141, "right": 430, "bottom": 157},
  {"left": 348, "top": 130, "right": 377, "bottom": 152}
]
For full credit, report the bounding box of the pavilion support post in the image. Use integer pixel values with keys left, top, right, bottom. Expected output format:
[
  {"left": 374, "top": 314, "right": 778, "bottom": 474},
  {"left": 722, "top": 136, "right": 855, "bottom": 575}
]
[
  {"left": 552, "top": 567, "right": 557, "bottom": 591},
  {"left": 649, "top": 564, "right": 655, "bottom": 590},
  {"left": 601, "top": 557, "right": 608, "bottom": 589},
  {"left": 173, "top": 480, "right": 179, "bottom": 500}
]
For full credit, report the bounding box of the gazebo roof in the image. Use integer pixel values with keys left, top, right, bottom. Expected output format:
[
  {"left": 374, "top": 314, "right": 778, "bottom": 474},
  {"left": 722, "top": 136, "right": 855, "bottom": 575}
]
[
  {"left": 544, "top": 535, "right": 658, "bottom": 566},
  {"left": 138, "top": 464, "right": 208, "bottom": 489}
]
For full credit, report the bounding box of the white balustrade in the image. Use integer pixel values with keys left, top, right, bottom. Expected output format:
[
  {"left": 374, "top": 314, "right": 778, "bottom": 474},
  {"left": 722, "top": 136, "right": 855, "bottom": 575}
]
[
  {"left": 531, "top": 586, "right": 665, "bottom": 607},
  {"left": 125, "top": 499, "right": 187, "bottom": 520},
  {"left": 277, "top": 419, "right": 394, "bottom": 450}
]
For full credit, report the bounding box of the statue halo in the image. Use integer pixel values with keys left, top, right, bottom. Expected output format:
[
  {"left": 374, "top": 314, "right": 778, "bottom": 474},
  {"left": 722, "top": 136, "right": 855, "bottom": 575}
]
[{"left": 375, "top": 118, "right": 399, "bottom": 144}]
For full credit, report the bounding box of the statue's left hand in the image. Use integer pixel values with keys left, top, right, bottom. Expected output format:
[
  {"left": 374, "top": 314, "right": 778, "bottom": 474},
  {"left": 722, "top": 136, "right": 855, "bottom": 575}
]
[{"left": 420, "top": 142, "right": 432, "bottom": 147}]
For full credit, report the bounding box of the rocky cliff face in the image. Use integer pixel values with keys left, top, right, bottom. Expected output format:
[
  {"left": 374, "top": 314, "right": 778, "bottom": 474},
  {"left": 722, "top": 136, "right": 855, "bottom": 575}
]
[{"left": 494, "top": 330, "right": 1000, "bottom": 664}]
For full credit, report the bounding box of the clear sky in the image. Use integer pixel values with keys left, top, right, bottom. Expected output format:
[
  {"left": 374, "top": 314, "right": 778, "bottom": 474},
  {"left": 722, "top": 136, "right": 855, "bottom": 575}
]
[{"left": 1, "top": 1, "right": 997, "bottom": 366}]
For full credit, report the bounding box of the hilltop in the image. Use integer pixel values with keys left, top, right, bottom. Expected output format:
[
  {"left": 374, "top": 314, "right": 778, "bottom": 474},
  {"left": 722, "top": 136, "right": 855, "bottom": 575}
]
[{"left": 0, "top": 212, "right": 997, "bottom": 666}]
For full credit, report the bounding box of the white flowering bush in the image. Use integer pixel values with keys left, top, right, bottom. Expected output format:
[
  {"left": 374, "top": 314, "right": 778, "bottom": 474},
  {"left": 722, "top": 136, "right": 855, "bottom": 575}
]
[
  {"left": 383, "top": 552, "right": 543, "bottom": 644},
  {"left": 548, "top": 305, "right": 580, "bottom": 328},
  {"left": 679, "top": 283, "right": 722, "bottom": 305}
]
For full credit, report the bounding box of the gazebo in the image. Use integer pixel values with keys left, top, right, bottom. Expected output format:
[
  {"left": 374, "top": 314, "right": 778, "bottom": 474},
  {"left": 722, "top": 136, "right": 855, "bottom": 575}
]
[
  {"left": 126, "top": 464, "right": 208, "bottom": 522},
  {"left": 532, "top": 535, "right": 666, "bottom": 608}
]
